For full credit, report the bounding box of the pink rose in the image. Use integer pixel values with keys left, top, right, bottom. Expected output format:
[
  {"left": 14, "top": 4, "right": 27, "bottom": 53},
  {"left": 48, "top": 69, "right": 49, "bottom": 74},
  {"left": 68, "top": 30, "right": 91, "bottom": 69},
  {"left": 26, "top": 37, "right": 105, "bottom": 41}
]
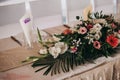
[
  {"left": 79, "top": 27, "right": 87, "bottom": 34},
  {"left": 93, "top": 41, "right": 101, "bottom": 49},
  {"left": 118, "top": 30, "right": 120, "bottom": 34}
]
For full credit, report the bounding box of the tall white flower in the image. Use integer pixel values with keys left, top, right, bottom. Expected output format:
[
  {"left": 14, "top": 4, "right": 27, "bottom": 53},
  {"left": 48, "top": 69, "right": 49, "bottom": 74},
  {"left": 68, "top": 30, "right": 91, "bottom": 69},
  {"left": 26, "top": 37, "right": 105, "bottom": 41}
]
[
  {"left": 53, "top": 35, "right": 60, "bottom": 41},
  {"left": 49, "top": 47, "right": 61, "bottom": 58},
  {"left": 39, "top": 47, "right": 48, "bottom": 55},
  {"left": 55, "top": 42, "right": 68, "bottom": 54}
]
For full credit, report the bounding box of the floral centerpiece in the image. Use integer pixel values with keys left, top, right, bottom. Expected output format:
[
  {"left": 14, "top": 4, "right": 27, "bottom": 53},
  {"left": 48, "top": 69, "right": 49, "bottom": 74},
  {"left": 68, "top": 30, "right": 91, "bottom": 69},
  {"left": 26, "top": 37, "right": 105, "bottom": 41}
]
[{"left": 23, "top": 11, "right": 120, "bottom": 75}]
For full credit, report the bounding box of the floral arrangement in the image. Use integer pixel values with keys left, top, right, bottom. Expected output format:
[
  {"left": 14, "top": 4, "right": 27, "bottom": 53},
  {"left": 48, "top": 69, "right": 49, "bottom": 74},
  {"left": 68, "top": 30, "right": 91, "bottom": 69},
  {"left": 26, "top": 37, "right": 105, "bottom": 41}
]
[{"left": 23, "top": 11, "right": 120, "bottom": 75}]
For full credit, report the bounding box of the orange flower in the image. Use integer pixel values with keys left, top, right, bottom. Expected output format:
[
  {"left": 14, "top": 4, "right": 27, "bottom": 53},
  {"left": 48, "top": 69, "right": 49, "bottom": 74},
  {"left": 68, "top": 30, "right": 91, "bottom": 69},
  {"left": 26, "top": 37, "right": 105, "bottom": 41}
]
[
  {"left": 106, "top": 35, "right": 119, "bottom": 48},
  {"left": 63, "top": 29, "right": 72, "bottom": 35}
]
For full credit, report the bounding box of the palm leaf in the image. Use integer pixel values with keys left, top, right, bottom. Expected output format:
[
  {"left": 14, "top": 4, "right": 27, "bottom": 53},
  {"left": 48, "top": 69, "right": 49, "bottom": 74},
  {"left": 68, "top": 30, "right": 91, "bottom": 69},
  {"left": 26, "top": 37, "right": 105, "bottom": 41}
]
[
  {"left": 35, "top": 65, "right": 49, "bottom": 72},
  {"left": 32, "top": 55, "right": 54, "bottom": 67},
  {"left": 43, "top": 64, "right": 54, "bottom": 75}
]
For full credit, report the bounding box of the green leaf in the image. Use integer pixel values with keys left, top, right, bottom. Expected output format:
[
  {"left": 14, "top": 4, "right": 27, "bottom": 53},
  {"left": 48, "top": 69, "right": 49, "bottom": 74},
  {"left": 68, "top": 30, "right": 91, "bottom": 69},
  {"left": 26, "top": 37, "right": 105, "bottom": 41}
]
[
  {"left": 37, "top": 28, "right": 42, "bottom": 43},
  {"left": 63, "top": 58, "right": 68, "bottom": 72},
  {"left": 70, "top": 54, "right": 74, "bottom": 70},
  {"left": 61, "top": 59, "right": 66, "bottom": 73},
  {"left": 22, "top": 56, "right": 39, "bottom": 63},
  {"left": 66, "top": 56, "right": 70, "bottom": 71},
  {"left": 32, "top": 56, "right": 55, "bottom": 67},
  {"left": 43, "top": 64, "right": 54, "bottom": 75},
  {"left": 35, "top": 65, "right": 49, "bottom": 72},
  {"left": 51, "top": 59, "right": 60, "bottom": 75}
]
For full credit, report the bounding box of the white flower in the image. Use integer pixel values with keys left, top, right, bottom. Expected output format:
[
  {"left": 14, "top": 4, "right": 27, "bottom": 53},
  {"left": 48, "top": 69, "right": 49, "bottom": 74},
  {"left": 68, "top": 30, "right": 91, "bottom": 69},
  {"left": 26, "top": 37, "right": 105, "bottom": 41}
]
[
  {"left": 39, "top": 48, "right": 48, "bottom": 55},
  {"left": 85, "top": 34, "right": 94, "bottom": 44},
  {"left": 48, "top": 42, "right": 68, "bottom": 58},
  {"left": 115, "top": 32, "right": 120, "bottom": 38},
  {"left": 93, "top": 23, "right": 102, "bottom": 31},
  {"left": 90, "top": 24, "right": 102, "bottom": 34},
  {"left": 93, "top": 19, "right": 106, "bottom": 24},
  {"left": 49, "top": 47, "right": 61, "bottom": 58},
  {"left": 89, "top": 38, "right": 94, "bottom": 44},
  {"left": 55, "top": 42, "right": 68, "bottom": 54},
  {"left": 53, "top": 35, "right": 60, "bottom": 41},
  {"left": 94, "top": 34, "right": 100, "bottom": 40},
  {"left": 89, "top": 28, "right": 96, "bottom": 34},
  {"left": 44, "top": 37, "right": 53, "bottom": 43}
]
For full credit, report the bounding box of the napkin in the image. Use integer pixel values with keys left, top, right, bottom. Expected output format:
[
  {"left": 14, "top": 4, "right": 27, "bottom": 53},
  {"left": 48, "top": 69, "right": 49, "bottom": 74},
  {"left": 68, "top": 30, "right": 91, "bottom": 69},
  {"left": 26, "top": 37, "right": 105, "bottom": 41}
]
[{"left": 19, "top": 0, "right": 33, "bottom": 48}]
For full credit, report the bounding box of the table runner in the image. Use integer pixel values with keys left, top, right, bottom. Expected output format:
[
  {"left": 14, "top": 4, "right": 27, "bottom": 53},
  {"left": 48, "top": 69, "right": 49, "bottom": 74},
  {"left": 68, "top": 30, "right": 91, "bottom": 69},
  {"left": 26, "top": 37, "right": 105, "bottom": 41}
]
[
  {"left": 1, "top": 25, "right": 120, "bottom": 80},
  {"left": 0, "top": 40, "right": 40, "bottom": 72},
  {"left": 0, "top": 25, "right": 67, "bottom": 72}
]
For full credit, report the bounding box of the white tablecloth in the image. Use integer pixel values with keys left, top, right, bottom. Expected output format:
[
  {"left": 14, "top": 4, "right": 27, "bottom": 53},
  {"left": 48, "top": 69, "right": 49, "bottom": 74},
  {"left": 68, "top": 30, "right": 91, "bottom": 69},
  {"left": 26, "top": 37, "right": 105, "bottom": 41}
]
[{"left": 0, "top": 52, "right": 120, "bottom": 80}]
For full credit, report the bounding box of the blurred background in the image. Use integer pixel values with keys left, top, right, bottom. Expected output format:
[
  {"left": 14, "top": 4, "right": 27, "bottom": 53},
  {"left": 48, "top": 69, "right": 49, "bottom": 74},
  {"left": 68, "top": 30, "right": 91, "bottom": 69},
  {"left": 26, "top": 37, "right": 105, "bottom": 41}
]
[{"left": 0, "top": 0, "right": 120, "bottom": 38}]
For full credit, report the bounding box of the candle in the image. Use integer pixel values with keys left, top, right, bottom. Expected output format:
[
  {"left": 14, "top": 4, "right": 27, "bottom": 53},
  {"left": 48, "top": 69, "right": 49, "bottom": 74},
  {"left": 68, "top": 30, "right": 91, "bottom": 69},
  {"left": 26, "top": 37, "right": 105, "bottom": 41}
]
[
  {"left": 90, "top": 0, "right": 95, "bottom": 12},
  {"left": 113, "top": 0, "right": 118, "bottom": 14},
  {"left": 25, "top": 0, "right": 33, "bottom": 19},
  {"left": 61, "top": 0, "right": 68, "bottom": 24}
]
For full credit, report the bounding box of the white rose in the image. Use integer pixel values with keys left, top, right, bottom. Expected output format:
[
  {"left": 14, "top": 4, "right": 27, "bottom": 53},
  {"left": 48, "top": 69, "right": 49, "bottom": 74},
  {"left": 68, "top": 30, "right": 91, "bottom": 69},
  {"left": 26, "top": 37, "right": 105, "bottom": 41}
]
[
  {"left": 55, "top": 42, "right": 68, "bottom": 54},
  {"left": 93, "top": 23, "right": 102, "bottom": 31},
  {"left": 93, "top": 19, "right": 106, "bottom": 24},
  {"left": 94, "top": 34, "right": 100, "bottom": 40},
  {"left": 49, "top": 47, "right": 61, "bottom": 58},
  {"left": 90, "top": 24, "right": 102, "bottom": 34},
  {"left": 39, "top": 48, "right": 48, "bottom": 55},
  {"left": 89, "top": 28, "right": 96, "bottom": 34}
]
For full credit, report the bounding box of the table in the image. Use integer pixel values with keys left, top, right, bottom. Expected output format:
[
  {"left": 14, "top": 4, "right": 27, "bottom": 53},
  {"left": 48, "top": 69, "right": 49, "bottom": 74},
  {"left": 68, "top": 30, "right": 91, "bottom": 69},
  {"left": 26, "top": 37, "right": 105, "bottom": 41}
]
[{"left": 0, "top": 25, "right": 120, "bottom": 80}]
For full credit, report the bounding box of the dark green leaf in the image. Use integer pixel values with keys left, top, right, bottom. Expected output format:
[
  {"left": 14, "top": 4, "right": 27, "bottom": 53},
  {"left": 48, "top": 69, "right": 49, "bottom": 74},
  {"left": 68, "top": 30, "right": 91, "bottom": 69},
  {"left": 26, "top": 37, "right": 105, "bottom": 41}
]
[{"left": 35, "top": 65, "right": 49, "bottom": 72}]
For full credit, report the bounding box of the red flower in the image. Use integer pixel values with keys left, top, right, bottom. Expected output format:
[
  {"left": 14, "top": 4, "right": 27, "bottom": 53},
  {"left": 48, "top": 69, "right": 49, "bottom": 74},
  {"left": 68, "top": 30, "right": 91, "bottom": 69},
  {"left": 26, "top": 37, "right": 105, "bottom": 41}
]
[
  {"left": 87, "top": 24, "right": 93, "bottom": 29},
  {"left": 93, "top": 41, "right": 101, "bottom": 49},
  {"left": 106, "top": 35, "right": 119, "bottom": 48},
  {"left": 71, "top": 47, "right": 77, "bottom": 53},
  {"left": 63, "top": 29, "right": 72, "bottom": 35}
]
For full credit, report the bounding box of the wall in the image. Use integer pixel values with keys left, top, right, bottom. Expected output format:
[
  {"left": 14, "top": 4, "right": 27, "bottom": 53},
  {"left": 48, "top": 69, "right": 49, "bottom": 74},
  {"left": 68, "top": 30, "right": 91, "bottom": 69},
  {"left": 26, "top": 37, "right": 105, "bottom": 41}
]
[{"left": 0, "top": 0, "right": 119, "bottom": 26}]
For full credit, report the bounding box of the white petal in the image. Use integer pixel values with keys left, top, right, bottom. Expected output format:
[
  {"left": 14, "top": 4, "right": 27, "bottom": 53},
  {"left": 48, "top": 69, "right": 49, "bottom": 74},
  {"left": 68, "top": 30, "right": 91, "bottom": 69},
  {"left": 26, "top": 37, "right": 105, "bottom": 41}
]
[
  {"left": 39, "top": 48, "right": 48, "bottom": 54},
  {"left": 49, "top": 47, "right": 61, "bottom": 58}
]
